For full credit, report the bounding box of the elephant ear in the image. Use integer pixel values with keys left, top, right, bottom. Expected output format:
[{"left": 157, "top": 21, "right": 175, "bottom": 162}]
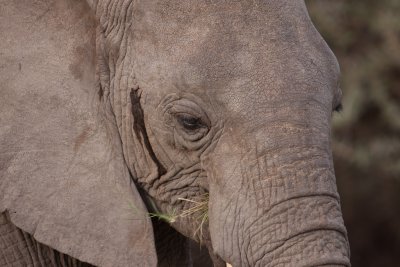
[{"left": 0, "top": 1, "right": 157, "bottom": 266}]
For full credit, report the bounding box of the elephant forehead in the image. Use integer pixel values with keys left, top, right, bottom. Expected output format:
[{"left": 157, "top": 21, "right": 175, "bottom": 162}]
[
  {"left": 132, "top": 0, "right": 331, "bottom": 79},
  {"left": 133, "top": 0, "right": 339, "bottom": 117}
]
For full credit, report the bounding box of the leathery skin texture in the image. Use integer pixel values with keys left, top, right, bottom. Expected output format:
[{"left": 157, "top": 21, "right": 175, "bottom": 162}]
[
  {"left": 0, "top": 0, "right": 350, "bottom": 266},
  {"left": 0, "top": 213, "right": 92, "bottom": 267}
]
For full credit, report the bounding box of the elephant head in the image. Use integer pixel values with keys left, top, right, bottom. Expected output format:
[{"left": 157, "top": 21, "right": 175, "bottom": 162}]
[{"left": 0, "top": 0, "right": 350, "bottom": 266}]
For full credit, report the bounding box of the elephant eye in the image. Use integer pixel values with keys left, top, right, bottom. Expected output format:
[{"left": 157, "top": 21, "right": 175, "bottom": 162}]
[
  {"left": 334, "top": 103, "right": 343, "bottom": 113},
  {"left": 176, "top": 113, "right": 206, "bottom": 131},
  {"left": 333, "top": 87, "right": 343, "bottom": 113},
  {"left": 160, "top": 96, "right": 211, "bottom": 143}
]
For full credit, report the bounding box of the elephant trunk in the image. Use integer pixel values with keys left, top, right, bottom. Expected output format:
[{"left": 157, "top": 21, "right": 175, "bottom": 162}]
[
  {"left": 240, "top": 196, "right": 350, "bottom": 266},
  {"left": 205, "top": 127, "right": 351, "bottom": 266}
]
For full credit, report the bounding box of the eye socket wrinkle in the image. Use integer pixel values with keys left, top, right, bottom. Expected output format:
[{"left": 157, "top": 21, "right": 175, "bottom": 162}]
[{"left": 159, "top": 95, "right": 212, "bottom": 143}]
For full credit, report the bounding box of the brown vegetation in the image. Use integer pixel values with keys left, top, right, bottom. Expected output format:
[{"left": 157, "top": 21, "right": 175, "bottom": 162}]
[{"left": 306, "top": 1, "right": 400, "bottom": 266}]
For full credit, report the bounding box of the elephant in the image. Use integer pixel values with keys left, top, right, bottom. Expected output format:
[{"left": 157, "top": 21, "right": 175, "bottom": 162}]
[{"left": 0, "top": 0, "right": 350, "bottom": 266}]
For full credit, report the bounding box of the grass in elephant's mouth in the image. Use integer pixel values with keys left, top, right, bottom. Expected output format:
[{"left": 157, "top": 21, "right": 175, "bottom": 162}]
[
  {"left": 178, "top": 193, "right": 209, "bottom": 241},
  {"left": 148, "top": 210, "right": 179, "bottom": 223},
  {"left": 148, "top": 193, "right": 209, "bottom": 241}
]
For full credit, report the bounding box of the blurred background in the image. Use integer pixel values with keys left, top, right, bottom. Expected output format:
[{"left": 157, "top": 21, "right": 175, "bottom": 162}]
[{"left": 305, "top": 0, "right": 400, "bottom": 266}]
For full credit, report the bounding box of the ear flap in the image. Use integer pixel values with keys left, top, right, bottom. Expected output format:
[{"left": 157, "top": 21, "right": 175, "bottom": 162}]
[{"left": 0, "top": 1, "right": 157, "bottom": 266}]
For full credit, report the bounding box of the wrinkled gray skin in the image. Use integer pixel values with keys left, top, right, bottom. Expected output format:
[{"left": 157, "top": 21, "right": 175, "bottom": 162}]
[{"left": 0, "top": 0, "right": 350, "bottom": 266}]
